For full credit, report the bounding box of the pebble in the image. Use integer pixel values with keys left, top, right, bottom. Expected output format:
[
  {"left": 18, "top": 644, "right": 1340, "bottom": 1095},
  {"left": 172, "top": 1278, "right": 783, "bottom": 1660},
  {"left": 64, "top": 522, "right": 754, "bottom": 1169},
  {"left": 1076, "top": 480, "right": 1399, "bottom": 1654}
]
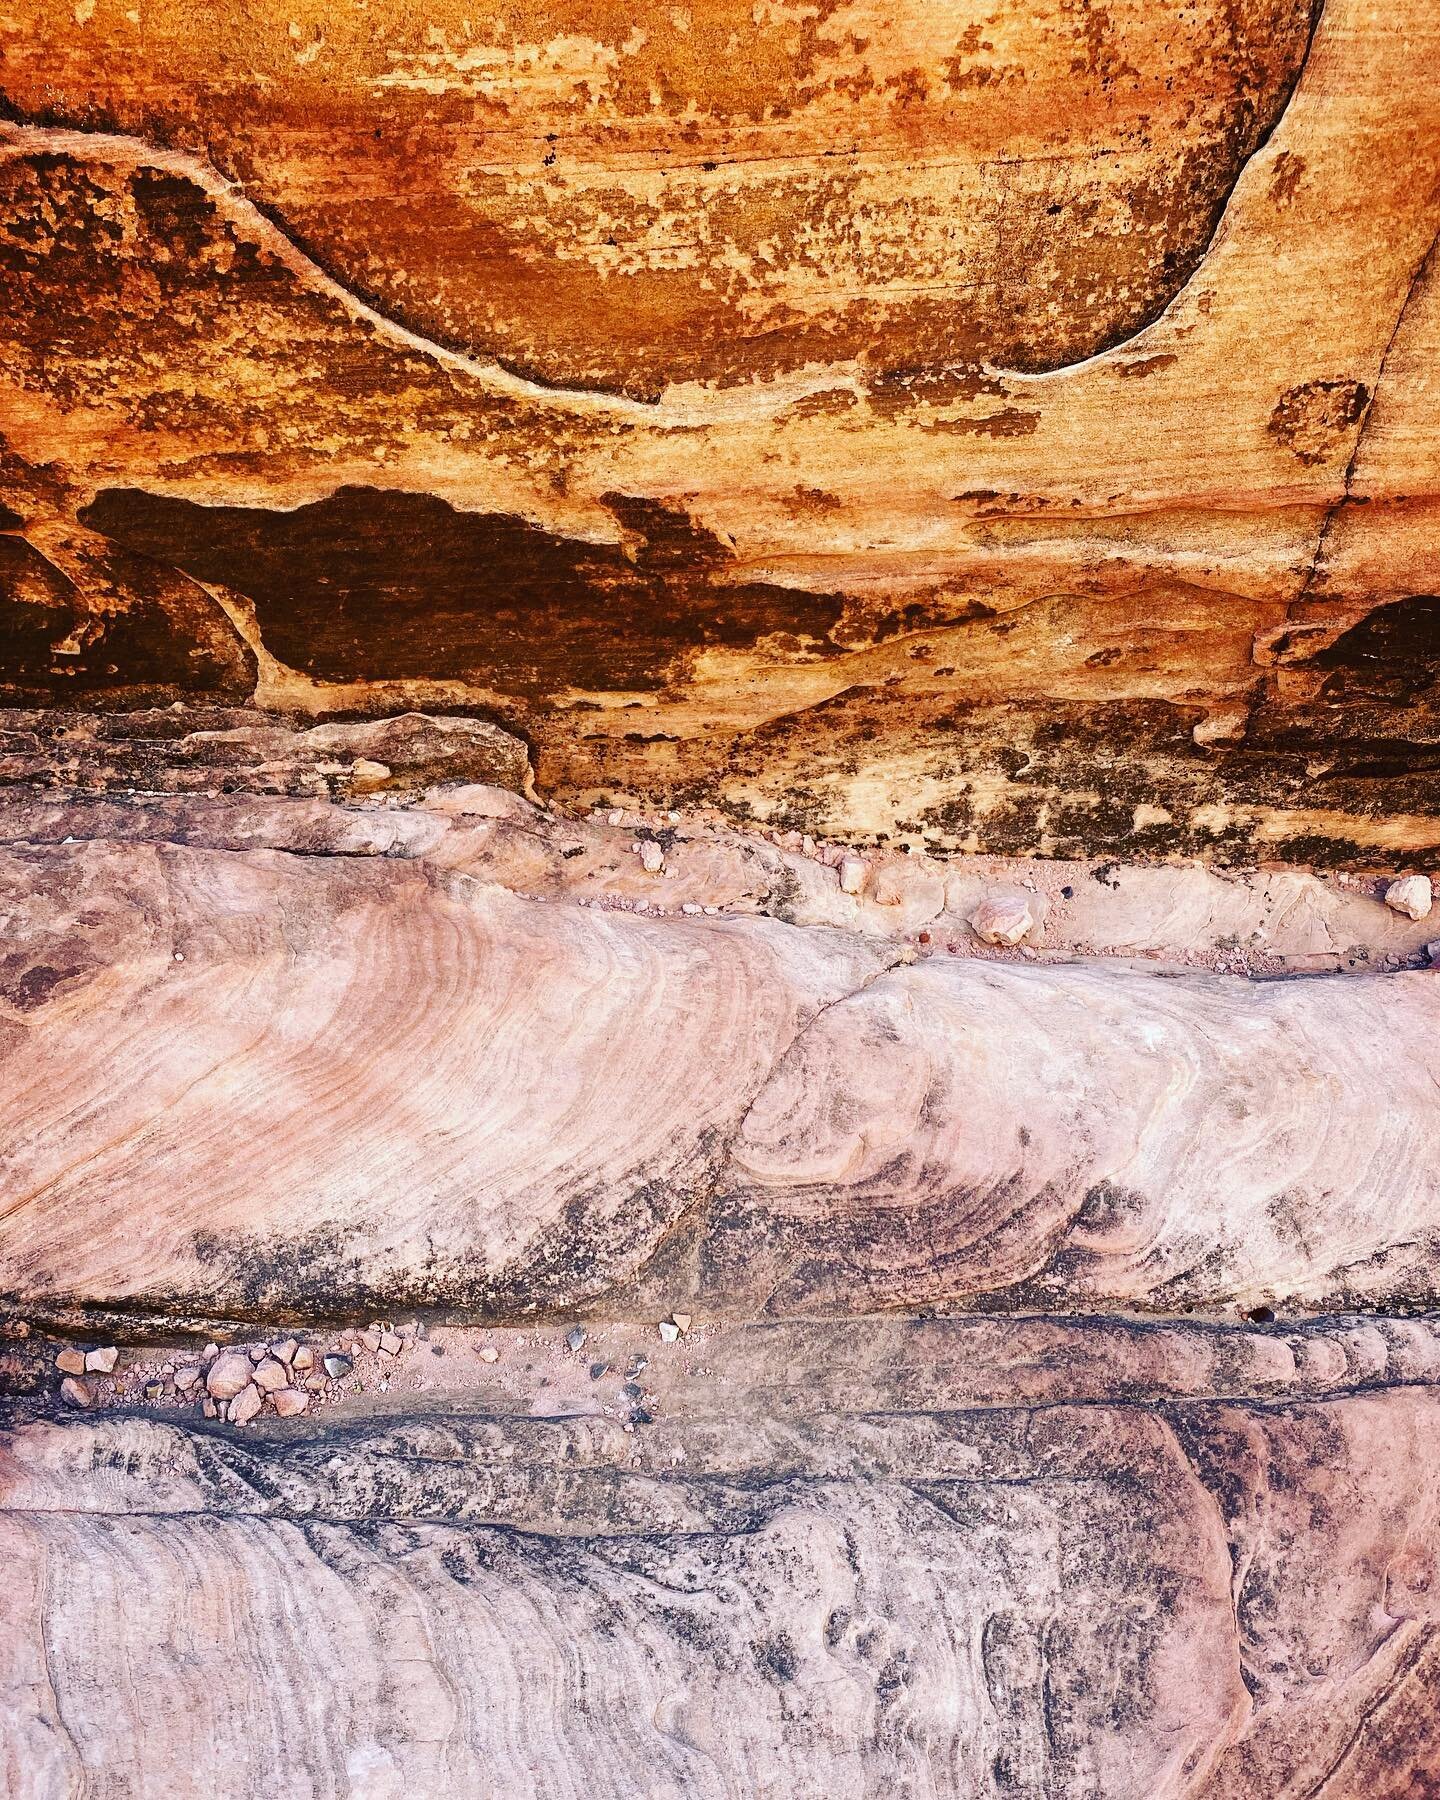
[
  {"left": 272, "top": 1339, "right": 299, "bottom": 1365},
  {"left": 838, "top": 854, "right": 867, "bottom": 896},
  {"left": 323, "top": 1353, "right": 353, "bottom": 1380},
  {"left": 228, "top": 1384, "right": 263, "bottom": 1426},
  {"left": 672, "top": 1313, "right": 692, "bottom": 1334},
  {"left": 272, "top": 1389, "right": 309, "bottom": 1418},
  {"left": 174, "top": 1367, "right": 200, "bottom": 1392},
  {"left": 969, "top": 894, "right": 1036, "bottom": 946},
  {"left": 144, "top": 1382, "right": 164, "bottom": 1401},
  {"left": 60, "top": 1376, "right": 92, "bottom": 1408},
  {"left": 292, "top": 1346, "right": 314, "bottom": 1371},
  {"left": 202, "top": 1343, "right": 219, "bottom": 1362},
  {"left": 1426, "top": 941, "right": 1440, "bottom": 965},
  {"left": 84, "top": 1347, "right": 118, "bottom": 1375},
  {"left": 359, "top": 1330, "right": 382, "bottom": 1354},
  {"left": 379, "top": 1332, "right": 403, "bottom": 1356},
  {"left": 55, "top": 1349, "right": 86, "bottom": 1376},
  {"left": 252, "top": 1358, "right": 289, "bottom": 1393},
  {"left": 201, "top": 1397, "right": 217, "bottom": 1419},
  {"left": 1385, "top": 875, "right": 1433, "bottom": 920},
  {"left": 479, "top": 1346, "right": 500, "bottom": 1363},
  {"left": 639, "top": 840, "right": 665, "bottom": 874},
  {"left": 206, "top": 1352, "right": 255, "bottom": 1400},
  {"left": 566, "top": 1327, "right": 587, "bottom": 1352},
  {"left": 658, "top": 1321, "right": 680, "bottom": 1344}
]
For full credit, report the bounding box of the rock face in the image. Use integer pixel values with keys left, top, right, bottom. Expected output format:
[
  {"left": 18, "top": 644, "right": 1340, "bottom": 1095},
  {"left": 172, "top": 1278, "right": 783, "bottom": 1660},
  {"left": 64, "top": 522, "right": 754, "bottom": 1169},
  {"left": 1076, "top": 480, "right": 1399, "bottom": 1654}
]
[
  {"left": 0, "top": 0, "right": 1436, "bottom": 859},
  {"left": 3, "top": 2, "right": 1440, "bottom": 1795},
  {"left": 1, "top": 810, "right": 1438, "bottom": 1323}
]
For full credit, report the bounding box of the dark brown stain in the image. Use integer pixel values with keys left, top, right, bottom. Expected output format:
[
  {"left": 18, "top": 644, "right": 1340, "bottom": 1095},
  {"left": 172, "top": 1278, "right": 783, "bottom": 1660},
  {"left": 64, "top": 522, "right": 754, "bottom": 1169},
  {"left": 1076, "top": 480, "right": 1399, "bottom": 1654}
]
[
  {"left": 80, "top": 486, "right": 845, "bottom": 696},
  {"left": 1267, "top": 379, "right": 1370, "bottom": 466},
  {"left": 921, "top": 408, "right": 1041, "bottom": 438},
  {"left": 1315, "top": 593, "right": 1440, "bottom": 704},
  {"left": 1267, "top": 149, "right": 1307, "bottom": 207},
  {"left": 1115, "top": 353, "right": 1178, "bottom": 378},
  {"left": 0, "top": 531, "right": 256, "bottom": 704}
]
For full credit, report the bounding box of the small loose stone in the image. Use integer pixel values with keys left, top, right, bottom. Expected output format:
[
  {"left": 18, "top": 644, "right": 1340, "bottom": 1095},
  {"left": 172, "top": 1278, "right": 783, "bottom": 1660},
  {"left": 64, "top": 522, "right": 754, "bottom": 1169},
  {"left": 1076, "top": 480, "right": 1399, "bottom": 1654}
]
[
  {"left": 359, "top": 1330, "right": 382, "bottom": 1354},
  {"left": 60, "top": 1376, "right": 92, "bottom": 1408},
  {"left": 658, "top": 1321, "right": 680, "bottom": 1344},
  {"left": 206, "top": 1352, "right": 255, "bottom": 1400},
  {"left": 55, "top": 1348, "right": 86, "bottom": 1376},
  {"left": 201, "top": 1342, "right": 219, "bottom": 1362},
  {"left": 323, "top": 1353, "right": 353, "bottom": 1380},
  {"left": 639, "top": 839, "right": 665, "bottom": 874},
  {"left": 272, "top": 1339, "right": 299, "bottom": 1365},
  {"left": 672, "top": 1313, "right": 692, "bottom": 1333},
  {"left": 566, "top": 1327, "right": 587, "bottom": 1352},
  {"left": 248, "top": 1344, "right": 267, "bottom": 1363},
  {"left": 1385, "top": 875, "right": 1433, "bottom": 920},
  {"left": 292, "top": 1346, "right": 314, "bottom": 1371},
  {"left": 479, "top": 1346, "right": 499, "bottom": 1363},
  {"left": 174, "top": 1367, "right": 200, "bottom": 1392},
  {"left": 84, "top": 1347, "right": 118, "bottom": 1374},
  {"left": 252, "top": 1358, "right": 288, "bottom": 1393},
  {"left": 201, "top": 1397, "right": 217, "bottom": 1419},
  {"left": 838, "top": 854, "right": 867, "bottom": 895},
  {"left": 969, "top": 893, "right": 1036, "bottom": 946},
  {"left": 379, "top": 1332, "right": 402, "bottom": 1356},
  {"left": 272, "top": 1389, "right": 309, "bottom": 1417}
]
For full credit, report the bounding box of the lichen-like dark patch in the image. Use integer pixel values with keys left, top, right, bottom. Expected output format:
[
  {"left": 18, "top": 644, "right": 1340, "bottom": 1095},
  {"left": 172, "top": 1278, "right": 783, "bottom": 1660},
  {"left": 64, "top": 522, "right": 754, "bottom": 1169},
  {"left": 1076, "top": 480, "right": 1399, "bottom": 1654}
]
[
  {"left": 1268, "top": 378, "right": 1370, "bottom": 466},
  {"left": 81, "top": 486, "right": 845, "bottom": 698}
]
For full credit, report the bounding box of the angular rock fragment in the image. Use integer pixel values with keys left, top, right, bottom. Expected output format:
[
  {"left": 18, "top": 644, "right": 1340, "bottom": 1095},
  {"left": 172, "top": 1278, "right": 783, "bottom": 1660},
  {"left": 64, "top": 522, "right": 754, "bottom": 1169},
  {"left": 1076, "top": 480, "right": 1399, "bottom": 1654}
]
[
  {"left": 251, "top": 1359, "right": 288, "bottom": 1393},
  {"left": 227, "top": 1385, "right": 263, "bottom": 1426},
  {"left": 1386, "top": 874, "right": 1434, "bottom": 919},
  {"left": 968, "top": 894, "right": 1036, "bottom": 946}
]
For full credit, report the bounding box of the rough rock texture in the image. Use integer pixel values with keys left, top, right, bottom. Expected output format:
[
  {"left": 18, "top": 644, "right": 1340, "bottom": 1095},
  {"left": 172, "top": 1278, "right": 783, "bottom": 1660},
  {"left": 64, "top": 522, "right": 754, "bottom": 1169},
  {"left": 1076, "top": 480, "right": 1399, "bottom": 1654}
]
[
  {"left": 0, "top": 0, "right": 1436, "bottom": 858},
  {"left": 7, "top": 1318, "right": 1440, "bottom": 1798},
  {"left": 3, "top": 2, "right": 1440, "bottom": 1794},
  {"left": 1, "top": 802, "right": 1437, "bottom": 1325}
]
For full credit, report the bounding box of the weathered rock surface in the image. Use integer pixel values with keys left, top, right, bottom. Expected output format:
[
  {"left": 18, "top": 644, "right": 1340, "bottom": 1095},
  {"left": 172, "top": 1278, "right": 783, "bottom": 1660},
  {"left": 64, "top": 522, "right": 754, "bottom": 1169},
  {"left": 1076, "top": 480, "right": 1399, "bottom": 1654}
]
[
  {"left": 4, "top": 0, "right": 1440, "bottom": 1791},
  {"left": 0, "top": 817, "right": 1436, "bottom": 1325},
  {"left": 6, "top": 1316, "right": 1440, "bottom": 1798},
  {"left": 0, "top": 0, "right": 1436, "bottom": 858}
]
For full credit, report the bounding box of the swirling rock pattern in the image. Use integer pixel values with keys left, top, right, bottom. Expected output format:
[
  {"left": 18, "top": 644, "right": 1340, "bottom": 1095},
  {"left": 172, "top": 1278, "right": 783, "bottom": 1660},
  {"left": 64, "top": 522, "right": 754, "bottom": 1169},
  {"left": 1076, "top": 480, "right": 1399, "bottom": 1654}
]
[
  {"left": 0, "top": 811, "right": 1436, "bottom": 1324},
  {"left": 5, "top": 1323, "right": 1440, "bottom": 1798},
  {"left": 3, "top": 0, "right": 1440, "bottom": 1791}
]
